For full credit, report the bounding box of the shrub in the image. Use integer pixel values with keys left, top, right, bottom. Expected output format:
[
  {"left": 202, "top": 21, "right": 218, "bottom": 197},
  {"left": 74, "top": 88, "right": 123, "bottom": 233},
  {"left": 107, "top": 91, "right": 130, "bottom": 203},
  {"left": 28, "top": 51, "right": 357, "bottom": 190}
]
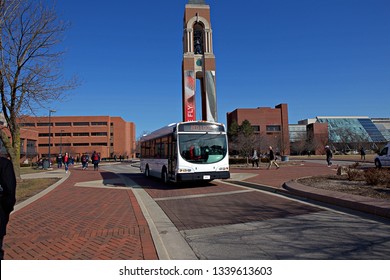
[
  {"left": 364, "top": 168, "right": 390, "bottom": 186},
  {"left": 346, "top": 162, "right": 363, "bottom": 181},
  {"left": 229, "top": 157, "right": 248, "bottom": 165},
  {"left": 364, "top": 169, "right": 379, "bottom": 185},
  {"left": 349, "top": 162, "right": 360, "bottom": 169},
  {"left": 346, "top": 168, "right": 362, "bottom": 181}
]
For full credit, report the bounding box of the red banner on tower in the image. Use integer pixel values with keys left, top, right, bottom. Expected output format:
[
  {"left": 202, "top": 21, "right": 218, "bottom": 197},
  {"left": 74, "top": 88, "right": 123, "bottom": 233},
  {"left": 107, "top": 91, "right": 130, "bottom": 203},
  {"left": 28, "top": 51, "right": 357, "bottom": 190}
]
[{"left": 184, "top": 70, "right": 196, "bottom": 121}]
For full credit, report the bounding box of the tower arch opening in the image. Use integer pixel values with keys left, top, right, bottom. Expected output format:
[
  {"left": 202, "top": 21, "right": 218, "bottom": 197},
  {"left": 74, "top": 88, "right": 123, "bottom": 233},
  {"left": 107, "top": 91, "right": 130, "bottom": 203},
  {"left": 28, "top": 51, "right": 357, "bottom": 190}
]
[{"left": 193, "top": 22, "right": 204, "bottom": 54}]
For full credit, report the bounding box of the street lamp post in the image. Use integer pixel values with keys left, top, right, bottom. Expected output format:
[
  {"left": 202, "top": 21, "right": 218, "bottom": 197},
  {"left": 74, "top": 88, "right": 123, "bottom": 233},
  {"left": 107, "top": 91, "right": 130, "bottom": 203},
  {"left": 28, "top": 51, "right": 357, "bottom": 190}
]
[
  {"left": 48, "top": 109, "right": 56, "bottom": 168},
  {"left": 60, "top": 129, "right": 64, "bottom": 155}
]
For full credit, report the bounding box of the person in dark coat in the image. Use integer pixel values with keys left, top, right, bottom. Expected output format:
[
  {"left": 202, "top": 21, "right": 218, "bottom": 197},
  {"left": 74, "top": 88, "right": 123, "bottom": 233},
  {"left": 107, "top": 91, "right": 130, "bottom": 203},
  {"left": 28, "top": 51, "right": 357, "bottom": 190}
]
[
  {"left": 325, "top": 146, "right": 333, "bottom": 167},
  {"left": 251, "top": 149, "right": 259, "bottom": 168},
  {"left": 360, "top": 147, "right": 366, "bottom": 160},
  {"left": 0, "top": 157, "right": 17, "bottom": 260},
  {"left": 91, "top": 151, "right": 100, "bottom": 171},
  {"left": 267, "top": 146, "right": 280, "bottom": 169}
]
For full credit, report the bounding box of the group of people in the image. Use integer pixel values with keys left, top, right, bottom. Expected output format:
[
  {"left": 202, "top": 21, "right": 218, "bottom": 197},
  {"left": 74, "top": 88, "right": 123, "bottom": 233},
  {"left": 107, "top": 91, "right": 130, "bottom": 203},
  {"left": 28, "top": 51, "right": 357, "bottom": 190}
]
[
  {"left": 252, "top": 144, "right": 366, "bottom": 169},
  {"left": 251, "top": 146, "right": 280, "bottom": 170},
  {"left": 325, "top": 146, "right": 366, "bottom": 167},
  {"left": 56, "top": 151, "right": 101, "bottom": 172},
  {"left": 80, "top": 151, "right": 100, "bottom": 171},
  {"left": 77, "top": 151, "right": 101, "bottom": 171}
]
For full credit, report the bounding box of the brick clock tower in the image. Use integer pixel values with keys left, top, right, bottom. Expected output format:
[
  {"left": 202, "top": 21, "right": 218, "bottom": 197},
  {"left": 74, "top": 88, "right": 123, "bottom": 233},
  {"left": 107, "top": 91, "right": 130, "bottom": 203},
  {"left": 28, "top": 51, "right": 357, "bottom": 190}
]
[{"left": 182, "top": 0, "right": 217, "bottom": 122}]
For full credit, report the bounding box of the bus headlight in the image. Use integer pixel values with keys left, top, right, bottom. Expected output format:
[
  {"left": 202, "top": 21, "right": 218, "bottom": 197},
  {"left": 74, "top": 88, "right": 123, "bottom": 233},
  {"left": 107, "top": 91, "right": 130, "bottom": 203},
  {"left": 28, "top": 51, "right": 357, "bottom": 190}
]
[
  {"left": 178, "top": 168, "right": 192, "bottom": 173},
  {"left": 218, "top": 167, "right": 229, "bottom": 171}
]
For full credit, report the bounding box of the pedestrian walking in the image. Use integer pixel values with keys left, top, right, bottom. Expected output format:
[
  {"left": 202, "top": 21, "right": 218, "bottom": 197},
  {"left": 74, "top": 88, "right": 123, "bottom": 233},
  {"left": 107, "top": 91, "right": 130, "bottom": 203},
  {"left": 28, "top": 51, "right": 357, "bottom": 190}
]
[
  {"left": 63, "top": 152, "right": 70, "bottom": 173},
  {"left": 56, "top": 154, "right": 63, "bottom": 168},
  {"left": 267, "top": 146, "right": 280, "bottom": 169},
  {"left": 251, "top": 149, "right": 259, "bottom": 168},
  {"left": 81, "top": 153, "right": 88, "bottom": 170},
  {"left": 360, "top": 147, "right": 366, "bottom": 160},
  {"left": 0, "top": 157, "right": 17, "bottom": 260},
  {"left": 91, "top": 151, "right": 100, "bottom": 171},
  {"left": 325, "top": 146, "right": 333, "bottom": 167}
]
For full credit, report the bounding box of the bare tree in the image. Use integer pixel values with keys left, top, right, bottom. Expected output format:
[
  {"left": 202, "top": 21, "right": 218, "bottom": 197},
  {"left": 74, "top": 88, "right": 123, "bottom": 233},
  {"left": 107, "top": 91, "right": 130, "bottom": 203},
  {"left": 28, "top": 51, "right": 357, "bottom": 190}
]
[
  {"left": 0, "top": 0, "right": 77, "bottom": 178},
  {"left": 290, "top": 134, "right": 307, "bottom": 155}
]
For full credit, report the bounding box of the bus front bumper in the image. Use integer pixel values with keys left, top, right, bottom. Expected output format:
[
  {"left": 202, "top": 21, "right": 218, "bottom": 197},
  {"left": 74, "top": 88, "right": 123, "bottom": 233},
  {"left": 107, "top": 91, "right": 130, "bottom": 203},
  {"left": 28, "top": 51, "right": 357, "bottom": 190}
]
[{"left": 176, "top": 171, "right": 230, "bottom": 182}]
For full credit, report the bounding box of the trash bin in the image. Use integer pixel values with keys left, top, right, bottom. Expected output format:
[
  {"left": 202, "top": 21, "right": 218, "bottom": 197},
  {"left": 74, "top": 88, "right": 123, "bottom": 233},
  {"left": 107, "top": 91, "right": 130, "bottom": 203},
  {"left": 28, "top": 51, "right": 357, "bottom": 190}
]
[
  {"left": 281, "top": 155, "right": 289, "bottom": 162},
  {"left": 42, "top": 158, "right": 50, "bottom": 169}
]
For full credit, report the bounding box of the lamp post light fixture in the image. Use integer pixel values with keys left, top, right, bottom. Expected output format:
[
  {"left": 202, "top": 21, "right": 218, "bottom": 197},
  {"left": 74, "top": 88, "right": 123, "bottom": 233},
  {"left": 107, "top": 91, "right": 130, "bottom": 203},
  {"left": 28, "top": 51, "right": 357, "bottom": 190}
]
[{"left": 47, "top": 109, "right": 56, "bottom": 168}]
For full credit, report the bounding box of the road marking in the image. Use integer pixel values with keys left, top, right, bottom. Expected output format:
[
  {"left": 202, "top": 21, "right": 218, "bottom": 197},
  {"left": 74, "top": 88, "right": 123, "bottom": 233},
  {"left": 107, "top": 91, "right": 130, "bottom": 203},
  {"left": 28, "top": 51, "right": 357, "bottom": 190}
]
[{"left": 154, "top": 189, "right": 254, "bottom": 201}]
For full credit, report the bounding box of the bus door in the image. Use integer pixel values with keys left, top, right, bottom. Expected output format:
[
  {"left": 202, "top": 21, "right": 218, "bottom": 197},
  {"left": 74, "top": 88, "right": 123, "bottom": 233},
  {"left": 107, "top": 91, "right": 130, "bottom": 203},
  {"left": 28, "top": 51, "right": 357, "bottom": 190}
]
[{"left": 168, "top": 136, "right": 177, "bottom": 180}]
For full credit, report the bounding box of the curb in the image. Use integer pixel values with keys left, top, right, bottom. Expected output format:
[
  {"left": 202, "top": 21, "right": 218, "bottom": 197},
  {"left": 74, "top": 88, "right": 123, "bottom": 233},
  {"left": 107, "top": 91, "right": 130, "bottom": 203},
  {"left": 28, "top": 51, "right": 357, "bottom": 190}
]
[{"left": 283, "top": 180, "right": 390, "bottom": 219}]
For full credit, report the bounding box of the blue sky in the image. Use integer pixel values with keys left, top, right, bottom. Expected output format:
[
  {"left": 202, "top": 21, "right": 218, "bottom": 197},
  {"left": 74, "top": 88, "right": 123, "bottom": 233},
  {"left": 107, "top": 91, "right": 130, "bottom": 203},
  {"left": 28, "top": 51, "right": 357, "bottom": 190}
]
[{"left": 48, "top": 0, "right": 390, "bottom": 136}]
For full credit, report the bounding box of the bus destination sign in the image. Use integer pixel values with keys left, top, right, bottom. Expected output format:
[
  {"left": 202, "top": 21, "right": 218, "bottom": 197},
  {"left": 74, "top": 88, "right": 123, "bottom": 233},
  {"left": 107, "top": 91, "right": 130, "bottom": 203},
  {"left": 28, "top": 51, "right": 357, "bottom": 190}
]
[{"left": 178, "top": 123, "right": 225, "bottom": 133}]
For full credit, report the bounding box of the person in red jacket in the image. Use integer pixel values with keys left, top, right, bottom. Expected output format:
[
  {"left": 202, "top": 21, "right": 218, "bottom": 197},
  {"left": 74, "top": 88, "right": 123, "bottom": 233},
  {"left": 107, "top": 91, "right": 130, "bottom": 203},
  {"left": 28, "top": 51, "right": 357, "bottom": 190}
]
[{"left": 63, "top": 152, "right": 70, "bottom": 173}]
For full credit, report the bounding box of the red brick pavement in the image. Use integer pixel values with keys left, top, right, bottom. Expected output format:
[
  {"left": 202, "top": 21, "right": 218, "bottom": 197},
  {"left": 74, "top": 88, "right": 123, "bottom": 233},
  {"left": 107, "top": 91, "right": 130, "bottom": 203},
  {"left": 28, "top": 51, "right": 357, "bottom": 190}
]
[{"left": 4, "top": 168, "right": 158, "bottom": 260}]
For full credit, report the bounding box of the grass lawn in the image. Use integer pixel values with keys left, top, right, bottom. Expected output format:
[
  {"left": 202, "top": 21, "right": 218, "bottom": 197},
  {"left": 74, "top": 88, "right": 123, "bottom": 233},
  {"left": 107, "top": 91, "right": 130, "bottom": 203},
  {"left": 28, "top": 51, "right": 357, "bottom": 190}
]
[
  {"left": 16, "top": 178, "right": 59, "bottom": 204},
  {"left": 16, "top": 167, "right": 60, "bottom": 204}
]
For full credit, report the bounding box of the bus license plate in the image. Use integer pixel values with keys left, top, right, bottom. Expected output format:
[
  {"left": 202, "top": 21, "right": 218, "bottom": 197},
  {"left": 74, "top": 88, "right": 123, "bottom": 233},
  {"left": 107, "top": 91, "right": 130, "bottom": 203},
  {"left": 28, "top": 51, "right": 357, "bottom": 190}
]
[{"left": 203, "top": 175, "right": 211, "bottom": 180}]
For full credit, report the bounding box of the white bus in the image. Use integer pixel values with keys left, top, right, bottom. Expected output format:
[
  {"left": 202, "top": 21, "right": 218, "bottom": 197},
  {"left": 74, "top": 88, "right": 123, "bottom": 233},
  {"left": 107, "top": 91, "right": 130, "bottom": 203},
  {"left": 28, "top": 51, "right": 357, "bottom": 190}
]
[{"left": 140, "top": 121, "right": 230, "bottom": 183}]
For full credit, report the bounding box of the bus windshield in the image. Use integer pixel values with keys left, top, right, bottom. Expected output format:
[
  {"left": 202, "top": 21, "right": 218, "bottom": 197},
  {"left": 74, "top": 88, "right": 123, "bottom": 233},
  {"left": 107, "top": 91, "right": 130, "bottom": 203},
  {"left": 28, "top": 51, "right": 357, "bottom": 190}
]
[{"left": 178, "top": 133, "right": 227, "bottom": 164}]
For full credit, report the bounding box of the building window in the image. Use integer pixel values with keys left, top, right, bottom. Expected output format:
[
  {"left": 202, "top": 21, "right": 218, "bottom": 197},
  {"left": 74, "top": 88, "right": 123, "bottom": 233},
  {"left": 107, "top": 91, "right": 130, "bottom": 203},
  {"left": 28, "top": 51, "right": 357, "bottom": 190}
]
[
  {"left": 91, "top": 122, "right": 108, "bottom": 126},
  {"left": 55, "top": 132, "right": 71, "bottom": 137},
  {"left": 266, "top": 125, "right": 281, "bottom": 132},
  {"left": 37, "top": 122, "right": 50, "bottom": 127},
  {"left": 91, "top": 132, "right": 108, "bottom": 136},
  {"left": 73, "top": 132, "right": 89, "bottom": 137},
  {"left": 38, "top": 133, "right": 53, "bottom": 137},
  {"left": 91, "top": 143, "right": 107, "bottom": 146},
  {"left": 73, "top": 122, "right": 89, "bottom": 126},
  {"left": 55, "top": 122, "right": 72, "bottom": 126},
  {"left": 20, "top": 123, "right": 36, "bottom": 127},
  {"left": 252, "top": 126, "right": 260, "bottom": 132}
]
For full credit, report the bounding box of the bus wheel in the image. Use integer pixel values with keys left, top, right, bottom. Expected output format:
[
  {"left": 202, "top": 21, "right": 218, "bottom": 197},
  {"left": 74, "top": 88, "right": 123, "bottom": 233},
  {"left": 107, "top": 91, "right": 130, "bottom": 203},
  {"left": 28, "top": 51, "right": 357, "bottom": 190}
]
[
  {"left": 145, "top": 166, "right": 150, "bottom": 177},
  {"left": 162, "top": 168, "right": 169, "bottom": 184}
]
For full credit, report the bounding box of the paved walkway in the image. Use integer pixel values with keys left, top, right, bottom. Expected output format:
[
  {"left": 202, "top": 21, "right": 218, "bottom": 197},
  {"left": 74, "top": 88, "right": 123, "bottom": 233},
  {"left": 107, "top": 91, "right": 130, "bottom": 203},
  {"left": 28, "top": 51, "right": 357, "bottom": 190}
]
[
  {"left": 6, "top": 166, "right": 157, "bottom": 260},
  {"left": 4, "top": 161, "right": 390, "bottom": 260}
]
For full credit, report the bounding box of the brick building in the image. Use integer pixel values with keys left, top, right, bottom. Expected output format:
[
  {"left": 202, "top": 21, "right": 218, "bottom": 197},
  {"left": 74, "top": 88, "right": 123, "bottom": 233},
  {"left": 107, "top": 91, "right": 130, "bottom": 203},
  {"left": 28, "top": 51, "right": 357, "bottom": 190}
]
[
  {"left": 306, "top": 122, "right": 329, "bottom": 155},
  {"left": 0, "top": 127, "right": 39, "bottom": 162},
  {"left": 226, "top": 104, "right": 290, "bottom": 155},
  {"left": 18, "top": 115, "right": 136, "bottom": 161}
]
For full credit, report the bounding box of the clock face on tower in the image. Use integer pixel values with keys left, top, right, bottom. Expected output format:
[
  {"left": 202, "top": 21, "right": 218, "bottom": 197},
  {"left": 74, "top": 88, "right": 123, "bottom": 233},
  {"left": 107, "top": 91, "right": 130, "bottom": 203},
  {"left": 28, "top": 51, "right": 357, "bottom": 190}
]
[{"left": 196, "top": 59, "right": 202, "bottom": 66}]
